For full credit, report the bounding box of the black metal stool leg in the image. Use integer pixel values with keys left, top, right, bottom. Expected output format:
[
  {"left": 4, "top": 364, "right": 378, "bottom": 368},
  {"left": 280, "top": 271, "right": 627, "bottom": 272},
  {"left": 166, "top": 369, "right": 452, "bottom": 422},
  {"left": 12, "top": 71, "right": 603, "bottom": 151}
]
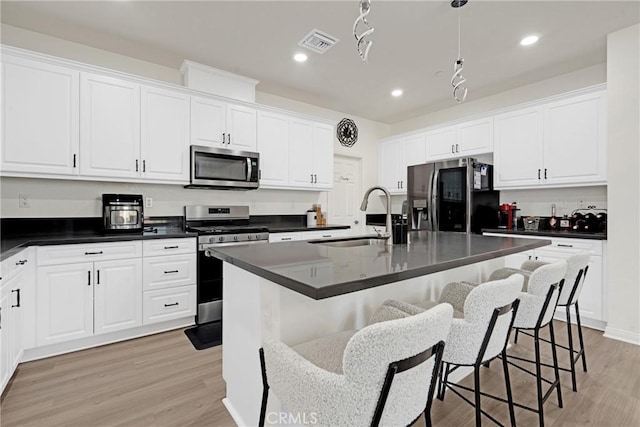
[
  {"left": 502, "top": 349, "right": 517, "bottom": 427},
  {"left": 514, "top": 328, "right": 520, "bottom": 344},
  {"left": 575, "top": 301, "right": 588, "bottom": 372},
  {"left": 259, "top": 348, "right": 269, "bottom": 427},
  {"left": 534, "top": 330, "right": 545, "bottom": 427},
  {"left": 565, "top": 305, "right": 578, "bottom": 392},
  {"left": 548, "top": 321, "right": 563, "bottom": 408},
  {"left": 474, "top": 366, "right": 482, "bottom": 427},
  {"left": 438, "top": 362, "right": 450, "bottom": 401}
]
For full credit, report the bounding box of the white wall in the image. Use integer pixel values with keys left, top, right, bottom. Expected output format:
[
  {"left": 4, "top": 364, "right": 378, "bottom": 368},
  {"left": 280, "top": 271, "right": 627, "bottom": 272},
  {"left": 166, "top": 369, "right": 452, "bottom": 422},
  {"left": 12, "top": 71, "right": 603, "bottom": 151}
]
[
  {"left": 500, "top": 186, "right": 607, "bottom": 218},
  {"left": 0, "top": 24, "right": 390, "bottom": 219},
  {"left": 604, "top": 24, "right": 640, "bottom": 344}
]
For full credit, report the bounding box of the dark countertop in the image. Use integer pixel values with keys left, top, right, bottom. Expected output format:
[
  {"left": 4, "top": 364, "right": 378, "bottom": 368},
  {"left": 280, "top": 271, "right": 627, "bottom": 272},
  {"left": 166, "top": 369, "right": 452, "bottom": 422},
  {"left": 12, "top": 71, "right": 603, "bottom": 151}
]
[
  {"left": 249, "top": 214, "right": 350, "bottom": 233},
  {"left": 482, "top": 228, "right": 607, "bottom": 240},
  {"left": 1, "top": 226, "right": 197, "bottom": 261},
  {"left": 207, "top": 231, "right": 551, "bottom": 300},
  {"left": 264, "top": 224, "right": 351, "bottom": 233}
]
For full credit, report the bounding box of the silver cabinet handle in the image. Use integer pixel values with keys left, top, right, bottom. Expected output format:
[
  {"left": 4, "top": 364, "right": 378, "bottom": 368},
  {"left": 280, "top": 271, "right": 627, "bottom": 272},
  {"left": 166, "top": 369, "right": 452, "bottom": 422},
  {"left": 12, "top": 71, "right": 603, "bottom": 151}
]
[
  {"left": 73, "top": 154, "right": 77, "bottom": 168},
  {"left": 87, "top": 270, "right": 91, "bottom": 286},
  {"left": 96, "top": 270, "right": 100, "bottom": 285},
  {"left": 544, "top": 168, "right": 547, "bottom": 179},
  {"left": 538, "top": 169, "right": 541, "bottom": 180},
  {"left": 143, "top": 160, "right": 146, "bottom": 173}
]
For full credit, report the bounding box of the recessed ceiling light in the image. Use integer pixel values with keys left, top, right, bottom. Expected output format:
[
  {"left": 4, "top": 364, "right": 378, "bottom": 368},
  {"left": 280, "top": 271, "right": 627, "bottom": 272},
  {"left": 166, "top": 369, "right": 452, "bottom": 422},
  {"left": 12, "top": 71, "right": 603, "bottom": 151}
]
[
  {"left": 391, "top": 89, "right": 403, "bottom": 97},
  {"left": 520, "top": 35, "right": 540, "bottom": 46},
  {"left": 293, "top": 53, "right": 308, "bottom": 62}
]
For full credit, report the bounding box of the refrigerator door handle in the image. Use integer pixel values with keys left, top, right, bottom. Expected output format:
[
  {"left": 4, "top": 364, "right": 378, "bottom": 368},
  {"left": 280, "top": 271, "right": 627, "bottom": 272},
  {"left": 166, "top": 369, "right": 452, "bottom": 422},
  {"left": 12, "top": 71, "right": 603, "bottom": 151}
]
[{"left": 430, "top": 169, "right": 439, "bottom": 231}]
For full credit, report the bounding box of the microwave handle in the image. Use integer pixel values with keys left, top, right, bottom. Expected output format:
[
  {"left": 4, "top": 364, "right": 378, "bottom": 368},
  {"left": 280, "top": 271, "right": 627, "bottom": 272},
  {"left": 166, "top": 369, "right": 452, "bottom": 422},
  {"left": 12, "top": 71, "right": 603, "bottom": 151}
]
[{"left": 247, "top": 158, "right": 252, "bottom": 180}]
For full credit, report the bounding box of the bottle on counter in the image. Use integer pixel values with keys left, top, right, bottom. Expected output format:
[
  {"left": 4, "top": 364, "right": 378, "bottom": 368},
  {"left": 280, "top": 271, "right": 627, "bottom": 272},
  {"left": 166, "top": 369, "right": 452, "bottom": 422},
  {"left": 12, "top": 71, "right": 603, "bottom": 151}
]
[
  {"left": 559, "top": 214, "right": 571, "bottom": 230},
  {"left": 549, "top": 203, "right": 558, "bottom": 230}
]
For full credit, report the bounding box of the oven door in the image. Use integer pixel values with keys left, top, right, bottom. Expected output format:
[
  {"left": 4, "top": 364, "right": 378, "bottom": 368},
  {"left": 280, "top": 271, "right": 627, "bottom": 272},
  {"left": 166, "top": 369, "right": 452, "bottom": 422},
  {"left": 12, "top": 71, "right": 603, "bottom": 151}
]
[
  {"left": 188, "top": 145, "right": 259, "bottom": 189},
  {"left": 104, "top": 207, "right": 143, "bottom": 231}
]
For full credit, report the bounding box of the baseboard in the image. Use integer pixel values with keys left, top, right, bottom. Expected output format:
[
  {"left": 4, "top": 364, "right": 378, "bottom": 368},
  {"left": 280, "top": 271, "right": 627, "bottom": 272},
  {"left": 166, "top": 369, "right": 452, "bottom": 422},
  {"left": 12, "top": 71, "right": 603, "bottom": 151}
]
[
  {"left": 603, "top": 327, "right": 640, "bottom": 346},
  {"left": 22, "top": 317, "right": 195, "bottom": 362},
  {"left": 222, "top": 398, "right": 249, "bottom": 427}
]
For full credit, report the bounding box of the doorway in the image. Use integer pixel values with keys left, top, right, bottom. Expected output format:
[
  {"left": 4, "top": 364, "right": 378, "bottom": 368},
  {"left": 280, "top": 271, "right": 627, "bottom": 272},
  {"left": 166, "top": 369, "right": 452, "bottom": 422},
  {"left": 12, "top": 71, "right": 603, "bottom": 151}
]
[{"left": 328, "top": 155, "right": 363, "bottom": 234}]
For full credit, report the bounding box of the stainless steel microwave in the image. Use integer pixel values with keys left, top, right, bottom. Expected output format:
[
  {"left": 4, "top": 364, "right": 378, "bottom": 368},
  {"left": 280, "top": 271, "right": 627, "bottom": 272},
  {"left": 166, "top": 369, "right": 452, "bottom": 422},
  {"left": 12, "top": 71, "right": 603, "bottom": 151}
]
[{"left": 186, "top": 145, "right": 260, "bottom": 190}]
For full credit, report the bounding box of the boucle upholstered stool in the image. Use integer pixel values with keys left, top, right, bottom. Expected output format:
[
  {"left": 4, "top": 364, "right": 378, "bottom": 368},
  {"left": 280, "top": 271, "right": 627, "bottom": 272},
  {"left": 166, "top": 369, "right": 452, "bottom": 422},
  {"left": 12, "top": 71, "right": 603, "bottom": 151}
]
[
  {"left": 383, "top": 274, "right": 524, "bottom": 427},
  {"left": 490, "top": 252, "right": 590, "bottom": 392},
  {"left": 258, "top": 303, "right": 453, "bottom": 427},
  {"left": 488, "top": 261, "right": 567, "bottom": 427}
]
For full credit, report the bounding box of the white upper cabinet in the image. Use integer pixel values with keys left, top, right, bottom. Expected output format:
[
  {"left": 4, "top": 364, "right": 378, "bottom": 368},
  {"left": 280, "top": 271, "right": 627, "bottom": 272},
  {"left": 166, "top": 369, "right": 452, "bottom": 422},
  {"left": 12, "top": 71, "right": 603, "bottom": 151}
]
[
  {"left": 80, "top": 73, "right": 140, "bottom": 178},
  {"left": 494, "top": 89, "right": 606, "bottom": 189},
  {"left": 226, "top": 104, "right": 257, "bottom": 151},
  {"left": 311, "top": 122, "right": 334, "bottom": 189},
  {"left": 140, "top": 86, "right": 190, "bottom": 182},
  {"left": 257, "top": 110, "right": 289, "bottom": 186},
  {"left": 456, "top": 117, "right": 493, "bottom": 156},
  {"left": 543, "top": 92, "right": 606, "bottom": 185},
  {"left": 191, "top": 96, "right": 226, "bottom": 146},
  {"left": 190, "top": 96, "right": 257, "bottom": 151},
  {"left": 1, "top": 55, "right": 79, "bottom": 176},
  {"left": 288, "top": 118, "right": 314, "bottom": 187},
  {"left": 426, "top": 125, "right": 457, "bottom": 160},
  {"left": 426, "top": 118, "right": 493, "bottom": 161},
  {"left": 494, "top": 107, "right": 544, "bottom": 188},
  {"left": 379, "top": 132, "right": 426, "bottom": 194}
]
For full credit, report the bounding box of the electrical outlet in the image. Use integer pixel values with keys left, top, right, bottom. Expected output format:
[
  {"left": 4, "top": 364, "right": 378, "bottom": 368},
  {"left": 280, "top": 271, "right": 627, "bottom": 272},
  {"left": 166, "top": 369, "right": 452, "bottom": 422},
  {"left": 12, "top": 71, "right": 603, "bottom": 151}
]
[
  {"left": 18, "top": 193, "right": 30, "bottom": 208},
  {"left": 578, "top": 199, "right": 586, "bottom": 209},
  {"left": 145, "top": 197, "right": 153, "bottom": 208}
]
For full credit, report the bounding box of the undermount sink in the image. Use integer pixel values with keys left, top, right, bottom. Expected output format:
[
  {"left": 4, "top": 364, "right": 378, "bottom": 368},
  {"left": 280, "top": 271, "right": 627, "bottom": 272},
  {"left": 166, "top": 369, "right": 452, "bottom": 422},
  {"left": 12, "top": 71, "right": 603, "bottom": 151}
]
[{"left": 309, "top": 236, "right": 388, "bottom": 247}]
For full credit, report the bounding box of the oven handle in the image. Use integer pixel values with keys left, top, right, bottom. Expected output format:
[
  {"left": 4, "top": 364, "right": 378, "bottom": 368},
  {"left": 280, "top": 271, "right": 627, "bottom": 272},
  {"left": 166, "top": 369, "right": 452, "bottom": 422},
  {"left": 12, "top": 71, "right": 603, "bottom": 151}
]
[
  {"left": 202, "top": 240, "right": 269, "bottom": 253},
  {"left": 247, "top": 158, "right": 252, "bottom": 181}
]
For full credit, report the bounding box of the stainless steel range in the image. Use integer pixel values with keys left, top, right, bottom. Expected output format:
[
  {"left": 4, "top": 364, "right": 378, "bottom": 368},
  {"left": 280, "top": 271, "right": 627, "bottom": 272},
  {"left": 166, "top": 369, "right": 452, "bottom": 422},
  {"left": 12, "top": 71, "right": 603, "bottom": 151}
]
[{"left": 185, "top": 205, "right": 269, "bottom": 324}]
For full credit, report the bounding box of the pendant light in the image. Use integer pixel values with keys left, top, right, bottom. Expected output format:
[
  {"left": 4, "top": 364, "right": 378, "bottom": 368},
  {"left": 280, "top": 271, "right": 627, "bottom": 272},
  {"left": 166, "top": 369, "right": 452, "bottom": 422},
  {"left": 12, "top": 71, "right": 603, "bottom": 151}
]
[
  {"left": 451, "top": 0, "right": 469, "bottom": 103},
  {"left": 353, "top": 0, "right": 374, "bottom": 62}
]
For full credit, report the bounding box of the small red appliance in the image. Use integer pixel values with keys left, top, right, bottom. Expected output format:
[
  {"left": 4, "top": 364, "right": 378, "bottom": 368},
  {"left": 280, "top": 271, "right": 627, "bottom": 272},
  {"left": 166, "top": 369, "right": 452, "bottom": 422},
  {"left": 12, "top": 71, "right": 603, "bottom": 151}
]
[{"left": 498, "top": 203, "right": 520, "bottom": 230}]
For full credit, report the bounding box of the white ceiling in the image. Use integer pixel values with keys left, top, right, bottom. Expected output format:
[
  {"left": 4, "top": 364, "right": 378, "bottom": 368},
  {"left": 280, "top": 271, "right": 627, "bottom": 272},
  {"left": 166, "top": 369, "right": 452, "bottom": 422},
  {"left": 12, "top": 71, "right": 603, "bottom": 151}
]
[{"left": 1, "top": 1, "right": 638, "bottom": 123}]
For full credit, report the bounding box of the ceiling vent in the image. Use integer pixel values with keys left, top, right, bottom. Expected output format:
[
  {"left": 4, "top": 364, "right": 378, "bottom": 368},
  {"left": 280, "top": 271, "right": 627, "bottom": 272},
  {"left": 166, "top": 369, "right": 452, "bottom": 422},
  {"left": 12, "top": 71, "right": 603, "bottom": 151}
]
[{"left": 297, "top": 29, "right": 340, "bottom": 54}]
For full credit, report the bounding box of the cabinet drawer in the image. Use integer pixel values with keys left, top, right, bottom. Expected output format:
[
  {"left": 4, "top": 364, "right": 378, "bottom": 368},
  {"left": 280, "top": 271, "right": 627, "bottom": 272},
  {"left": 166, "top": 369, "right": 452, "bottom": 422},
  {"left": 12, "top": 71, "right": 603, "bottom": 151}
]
[
  {"left": 142, "top": 238, "right": 196, "bottom": 257},
  {"left": 143, "top": 285, "right": 196, "bottom": 325},
  {"left": 301, "top": 229, "right": 350, "bottom": 240},
  {"left": 1, "top": 249, "right": 31, "bottom": 282},
  {"left": 268, "top": 233, "right": 301, "bottom": 243},
  {"left": 143, "top": 254, "right": 196, "bottom": 291},
  {"left": 37, "top": 241, "right": 142, "bottom": 266},
  {"left": 545, "top": 238, "right": 602, "bottom": 256}
]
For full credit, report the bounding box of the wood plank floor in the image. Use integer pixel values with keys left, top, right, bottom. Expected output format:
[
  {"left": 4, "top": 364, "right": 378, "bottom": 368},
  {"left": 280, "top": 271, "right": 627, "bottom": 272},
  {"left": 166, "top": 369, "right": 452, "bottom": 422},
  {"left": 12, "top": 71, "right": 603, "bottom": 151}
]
[{"left": 1, "top": 321, "right": 638, "bottom": 426}]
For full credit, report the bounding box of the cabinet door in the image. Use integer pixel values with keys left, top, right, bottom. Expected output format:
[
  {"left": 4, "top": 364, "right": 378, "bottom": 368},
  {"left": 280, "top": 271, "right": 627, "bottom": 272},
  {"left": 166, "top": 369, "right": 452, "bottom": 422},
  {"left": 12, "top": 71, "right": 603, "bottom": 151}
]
[
  {"left": 503, "top": 250, "right": 537, "bottom": 269},
  {"left": 544, "top": 92, "right": 606, "bottom": 185},
  {"left": 312, "top": 123, "right": 334, "bottom": 189},
  {"left": 1, "top": 55, "right": 79, "bottom": 175},
  {"left": 7, "top": 270, "right": 24, "bottom": 371},
  {"left": 0, "top": 289, "right": 10, "bottom": 390},
  {"left": 80, "top": 73, "right": 140, "bottom": 178},
  {"left": 140, "top": 86, "right": 190, "bottom": 182},
  {"left": 534, "top": 250, "right": 603, "bottom": 322},
  {"left": 457, "top": 117, "right": 493, "bottom": 156},
  {"left": 494, "top": 108, "right": 544, "bottom": 188},
  {"left": 37, "top": 263, "right": 94, "bottom": 346},
  {"left": 226, "top": 104, "right": 257, "bottom": 151},
  {"left": 426, "top": 125, "right": 457, "bottom": 160},
  {"left": 378, "top": 138, "right": 403, "bottom": 193},
  {"left": 403, "top": 133, "right": 427, "bottom": 168},
  {"left": 191, "top": 96, "right": 226, "bottom": 146},
  {"left": 94, "top": 259, "right": 143, "bottom": 335},
  {"left": 257, "top": 111, "right": 289, "bottom": 187},
  {"left": 288, "top": 118, "right": 314, "bottom": 188}
]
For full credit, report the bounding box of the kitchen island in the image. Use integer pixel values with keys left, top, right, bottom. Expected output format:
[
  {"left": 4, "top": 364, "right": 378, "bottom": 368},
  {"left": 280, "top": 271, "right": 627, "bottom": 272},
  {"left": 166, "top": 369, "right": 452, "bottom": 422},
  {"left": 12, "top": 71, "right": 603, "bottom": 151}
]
[{"left": 207, "top": 231, "right": 549, "bottom": 426}]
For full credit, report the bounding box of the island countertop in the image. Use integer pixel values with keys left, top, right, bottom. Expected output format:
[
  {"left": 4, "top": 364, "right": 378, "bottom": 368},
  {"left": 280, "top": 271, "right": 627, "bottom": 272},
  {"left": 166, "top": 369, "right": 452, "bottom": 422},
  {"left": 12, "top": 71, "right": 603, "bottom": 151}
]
[{"left": 207, "top": 231, "right": 550, "bottom": 299}]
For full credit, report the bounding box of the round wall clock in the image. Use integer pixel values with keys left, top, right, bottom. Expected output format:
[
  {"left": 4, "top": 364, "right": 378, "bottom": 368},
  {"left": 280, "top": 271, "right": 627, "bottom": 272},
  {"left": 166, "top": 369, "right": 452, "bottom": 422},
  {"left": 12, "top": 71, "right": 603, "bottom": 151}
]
[{"left": 337, "top": 118, "right": 358, "bottom": 147}]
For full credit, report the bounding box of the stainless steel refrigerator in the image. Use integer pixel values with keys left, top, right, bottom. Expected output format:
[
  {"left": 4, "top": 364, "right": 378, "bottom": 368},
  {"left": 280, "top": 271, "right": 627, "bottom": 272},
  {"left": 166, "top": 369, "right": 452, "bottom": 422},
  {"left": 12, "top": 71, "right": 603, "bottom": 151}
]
[{"left": 407, "top": 158, "right": 500, "bottom": 234}]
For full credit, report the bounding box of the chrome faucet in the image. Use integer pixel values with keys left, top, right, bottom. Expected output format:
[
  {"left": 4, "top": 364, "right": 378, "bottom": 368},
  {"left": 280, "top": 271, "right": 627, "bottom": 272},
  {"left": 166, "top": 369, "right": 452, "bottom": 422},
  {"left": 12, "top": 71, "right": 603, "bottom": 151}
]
[{"left": 360, "top": 186, "right": 393, "bottom": 246}]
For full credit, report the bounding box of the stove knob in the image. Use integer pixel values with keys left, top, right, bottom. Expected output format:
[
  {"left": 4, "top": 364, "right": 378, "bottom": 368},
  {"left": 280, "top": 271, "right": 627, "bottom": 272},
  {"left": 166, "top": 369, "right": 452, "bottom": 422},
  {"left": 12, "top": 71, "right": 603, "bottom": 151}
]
[
  {"left": 256, "top": 234, "right": 261, "bottom": 240},
  {"left": 233, "top": 235, "right": 239, "bottom": 241},
  {"left": 247, "top": 235, "right": 253, "bottom": 240},
  {"left": 218, "top": 236, "right": 225, "bottom": 242}
]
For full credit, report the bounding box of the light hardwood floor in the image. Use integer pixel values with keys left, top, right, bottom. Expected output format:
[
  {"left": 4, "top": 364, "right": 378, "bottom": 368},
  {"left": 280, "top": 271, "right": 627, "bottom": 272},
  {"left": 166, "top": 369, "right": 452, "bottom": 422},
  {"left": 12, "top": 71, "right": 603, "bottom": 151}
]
[{"left": 1, "top": 321, "right": 638, "bottom": 426}]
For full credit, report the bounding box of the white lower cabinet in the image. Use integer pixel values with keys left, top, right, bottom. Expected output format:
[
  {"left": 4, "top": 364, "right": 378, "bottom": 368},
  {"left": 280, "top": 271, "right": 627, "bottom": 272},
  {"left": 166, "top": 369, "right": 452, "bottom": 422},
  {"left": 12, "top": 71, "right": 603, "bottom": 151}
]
[
  {"left": 483, "top": 233, "right": 606, "bottom": 327},
  {"left": 268, "top": 229, "right": 350, "bottom": 243},
  {"left": 142, "top": 239, "right": 197, "bottom": 325},
  {"left": 93, "top": 259, "right": 143, "bottom": 335},
  {"left": 36, "top": 262, "right": 95, "bottom": 346},
  {"left": 143, "top": 285, "right": 196, "bottom": 325}
]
